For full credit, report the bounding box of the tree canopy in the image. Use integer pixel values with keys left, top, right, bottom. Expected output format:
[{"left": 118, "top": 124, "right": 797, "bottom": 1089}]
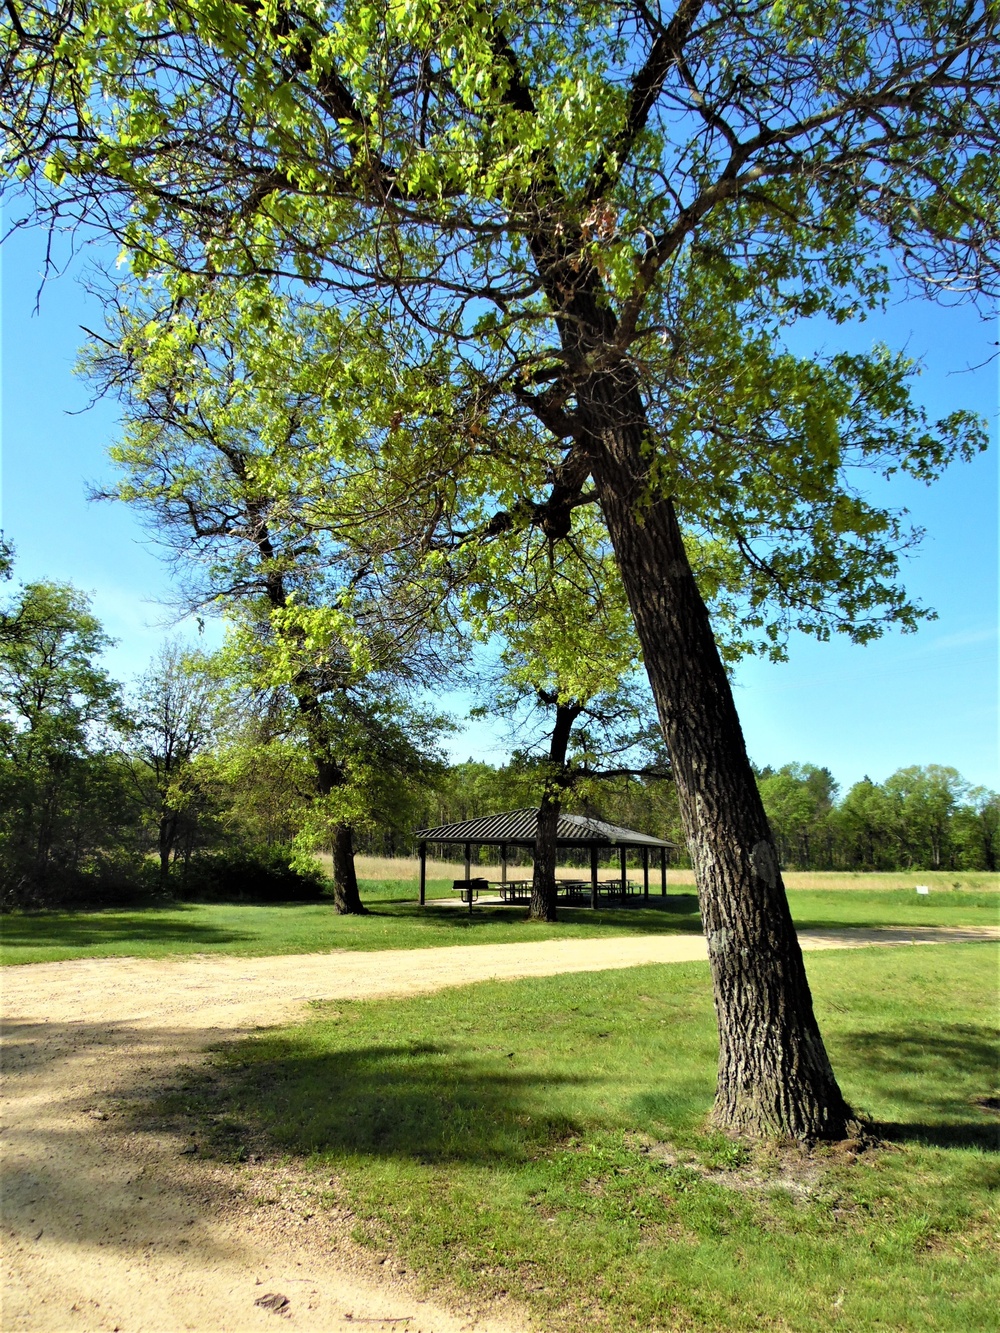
[{"left": 7, "top": 0, "right": 993, "bottom": 650}]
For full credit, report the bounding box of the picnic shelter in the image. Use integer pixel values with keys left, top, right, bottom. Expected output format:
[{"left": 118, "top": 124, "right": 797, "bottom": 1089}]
[{"left": 413, "top": 807, "right": 677, "bottom": 908}]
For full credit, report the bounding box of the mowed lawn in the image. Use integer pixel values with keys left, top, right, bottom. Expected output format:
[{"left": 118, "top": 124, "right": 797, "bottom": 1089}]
[
  {"left": 1, "top": 872, "right": 997, "bottom": 965},
  {"left": 151, "top": 941, "right": 998, "bottom": 1332}
]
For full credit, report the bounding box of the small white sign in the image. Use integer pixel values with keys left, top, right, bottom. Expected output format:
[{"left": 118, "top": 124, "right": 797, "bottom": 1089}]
[{"left": 915, "top": 885, "right": 930, "bottom": 895}]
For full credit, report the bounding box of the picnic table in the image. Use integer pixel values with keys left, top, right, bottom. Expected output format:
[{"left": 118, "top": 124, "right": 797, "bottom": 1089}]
[
  {"left": 555, "top": 878, "right": 644, "bottom": 902},
  {"left": 453, "top": 877, "right": 645, "bottom": 906},
  {"left": 452, "top": 878, "right": 532, "bottom": 903}
]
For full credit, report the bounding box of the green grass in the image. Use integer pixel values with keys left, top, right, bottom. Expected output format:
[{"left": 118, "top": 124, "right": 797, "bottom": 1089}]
[
  {"left": 684, "top": 870, "right": 1000, "bottom": 893},
  {"left": 0, "top": 884, "right": 688, "bottom": 965},
  {"left": 785, "top": 887, "right": 998, "bottom": 930},
  {"left": 1, "top": 880, "right": 996, "bottom": 966},
  {"left": 156, "top": 941, "right": 999, "bottom": 1333}
]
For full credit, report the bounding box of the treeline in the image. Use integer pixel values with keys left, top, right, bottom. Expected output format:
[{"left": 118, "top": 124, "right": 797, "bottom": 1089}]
[
  {"left": 400, "top": 758, "right": 998, "bottom": 873},
  {"left": 0, "top": 577, "right": 365, "bottom": 907},
  {"left": 756, "top": 763, "right": 997, "bottom": 873},
  {"left": 2, "top": 573, "right": 996, "bottom": 909}
]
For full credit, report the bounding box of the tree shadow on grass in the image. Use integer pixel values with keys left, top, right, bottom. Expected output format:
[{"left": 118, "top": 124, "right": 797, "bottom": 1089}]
[
  {"left": 379, "top": 896, "right": 702, "bottom": 934},
  {"left": 876, "top": 1120, "right": 999, "bottom": 1151},
  {"left": 3, "top": 1019, "right": 286, "bottom": 1260},
  {"left": 0, "top": 907, "right": 247, "bottom": 955},
  {"left": 199, "top": 1035, "right": 598, "bottom": 1167},
  {"left": 840, "top": 1022, "right": 1000, "bottom": 1152},
  {"left": 2, "top": 1019, "right": 593, "bottom": 1264}
]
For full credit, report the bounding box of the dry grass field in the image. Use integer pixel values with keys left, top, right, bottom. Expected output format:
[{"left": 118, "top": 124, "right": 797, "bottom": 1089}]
[
  {"left": 348, "top": 853, "right": 651, "bottom": 883},
  {"left": 349, "top": 855, "right": 998, "bottom": 893}
]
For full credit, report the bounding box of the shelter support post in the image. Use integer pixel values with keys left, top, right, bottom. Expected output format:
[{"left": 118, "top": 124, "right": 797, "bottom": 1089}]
[
  {"left": 500, "top": 843, "right": 507, "bottom": 887},
  {"left": 619, "top": 846, "right": 627, "bottom": 898},
  {"left": 643, "top": 848, "right": 649, "bottom": 902},
  {"left": 590, "top": 845, "right": 598, "bottom": 909},
  {"left": 419, "top": 841, "right": 426, "bottom": 907},
  {"left": 660, "top": 847, "right": 667, "bottom": 896},
  {"left": 464, "top": 842, "right": 471, "bottom": 882}
]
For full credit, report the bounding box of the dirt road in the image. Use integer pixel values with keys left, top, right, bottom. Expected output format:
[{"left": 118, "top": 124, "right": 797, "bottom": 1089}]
[{"left": 3, "top": 927, "right": 995, "bottom": 1333}]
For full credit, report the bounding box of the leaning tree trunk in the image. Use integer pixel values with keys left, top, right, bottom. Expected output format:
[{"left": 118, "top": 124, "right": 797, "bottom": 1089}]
[
  {"left": 529, "top": 700, "right": 581, "bottom": 922},
  {"left": 583, "top": 372, "right": 853, "bottom": 1139}
]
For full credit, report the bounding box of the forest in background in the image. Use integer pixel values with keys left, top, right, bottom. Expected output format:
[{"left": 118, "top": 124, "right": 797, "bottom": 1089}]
[{"left": 3, "top": 566, "right": 996, "bottom": 911}]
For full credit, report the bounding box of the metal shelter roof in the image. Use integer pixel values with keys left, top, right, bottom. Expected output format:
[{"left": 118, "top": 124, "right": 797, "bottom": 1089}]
[{"left": 414, "top": 807, "right": 676, "bottom": 850}]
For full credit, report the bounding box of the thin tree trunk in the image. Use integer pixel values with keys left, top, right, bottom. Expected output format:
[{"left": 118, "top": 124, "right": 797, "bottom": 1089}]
[
  {"left": 158, "top": 832, "right": 171, "bottom": 890},
  {"left": 583, "top": 373, "right": 853, "bottom": 1139},
  {"left": 33, "top": 774, "right": 60, "bottom": 891},
  {"left": 250, "top": 505, "right": 365, "bottom": 914},
  {"left": 158, "top": 806, "right": 177, "bottom": 890}
]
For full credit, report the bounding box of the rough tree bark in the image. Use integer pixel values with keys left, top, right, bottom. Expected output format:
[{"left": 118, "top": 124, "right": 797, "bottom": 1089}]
[
  {"left": 528, "top": 699, "right": 582, "bottom": 921},
  {"left": 529, "top": 798, "right": 560, "bottom": 922},
  {"left": 307, "top": 739, "right": 367, "bottom": 915},
  {"left": 329, "top": 819, "right": 364, "bottom": 915},
  {"left": 581, "top": 370, "right": 853, "bottom": 1138}
]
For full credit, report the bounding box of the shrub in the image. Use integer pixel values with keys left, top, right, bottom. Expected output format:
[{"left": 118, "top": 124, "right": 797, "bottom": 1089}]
[{"left": 179, "top": 844, "right": 329, "bottom": 902}]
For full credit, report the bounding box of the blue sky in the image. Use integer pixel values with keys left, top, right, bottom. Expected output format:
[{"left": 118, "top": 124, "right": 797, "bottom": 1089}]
[{"left": 2, "top": 219, "right": 997, "bottom": 794}]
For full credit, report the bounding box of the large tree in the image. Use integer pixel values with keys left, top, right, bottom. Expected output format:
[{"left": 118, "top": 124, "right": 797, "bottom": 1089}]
[
  {"left": 5, "top": 0, "right": 997, "bottom": 1136},
  {"left": 86, "top": 283, "right": 456, "bottom": 911}
]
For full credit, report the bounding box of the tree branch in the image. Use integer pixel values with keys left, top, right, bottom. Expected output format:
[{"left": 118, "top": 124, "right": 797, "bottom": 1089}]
[{"left": 586, "top": 0, "right": 706, "bottom": 202}]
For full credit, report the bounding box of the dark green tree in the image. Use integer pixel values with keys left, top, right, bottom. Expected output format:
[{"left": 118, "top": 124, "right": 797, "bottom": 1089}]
[
  {"left": 758, "top": 764, "right": 838, "bottom": 869},
  {"left": 0, "top": 578, "right": 134, "bottom": 903},
  {"left": 884, "top": 764, "right": 968, "bottom": 869},
  {"left": 953, "top": 787, "right": 1000, "bottom": 872},
  {"left": 836, "top": 777, "right": 894, "bottom": 870}
]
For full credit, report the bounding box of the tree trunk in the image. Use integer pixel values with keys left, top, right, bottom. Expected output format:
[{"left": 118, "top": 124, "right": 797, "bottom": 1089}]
[
  {"left": 583, "top": 373, "right": 853, "bottom": 1139},
  {"left": 312, "top": 752, "right": 366, "bottom": 914},
  {"left": 32, "top": 766, "right": 63, "bottom": 890},
  {"left": 930, "top": 829, "right": 942, "bottom": 870},
  {"left": 330, "top": 820, "right": 365, "bottom": 915},
  {"left": 255, "top": 525, "right": 365, "bottom": 915},
  {"left": 158, "top": 832, "right": 171, "bottom": 891},
  {"left": 158, "top": 806, "right": 178, "bottom": 891},
  {"left": 529, "top": 699, "right": 582, "bottom": 922},
  {"left": 296, "top": 701, "right": 366, "bottom": 914},
  {"left": 530, "top": 797, "right": 560, "bottom": 921}
]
